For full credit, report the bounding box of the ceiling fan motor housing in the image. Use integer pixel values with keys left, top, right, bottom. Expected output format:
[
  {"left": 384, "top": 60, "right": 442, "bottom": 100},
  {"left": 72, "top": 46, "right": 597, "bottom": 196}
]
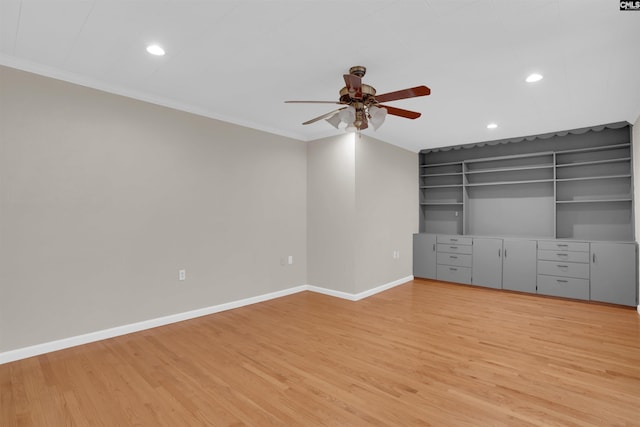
[
  {"left": 349, "top": 66, "right": 367, "bottom": 78},
  {"left": 339, "top": 84, "right": 377, "bottom": 104}
]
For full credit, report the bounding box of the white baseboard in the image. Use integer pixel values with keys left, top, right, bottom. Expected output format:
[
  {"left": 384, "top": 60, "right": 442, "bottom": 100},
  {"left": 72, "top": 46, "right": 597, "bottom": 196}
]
[
  {"left": 306, "top": 275, "right": 413, "bottom": 301},
  {"left": 0, "top": 277, "right": 413, "bottom": 364},
  {"left": 352, "top": 275, "right": 414, "bottom": 301}
]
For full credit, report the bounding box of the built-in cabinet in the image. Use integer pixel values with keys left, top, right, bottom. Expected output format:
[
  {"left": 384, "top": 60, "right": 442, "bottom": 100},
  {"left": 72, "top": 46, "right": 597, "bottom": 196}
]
[
  {"left": 415, "top": 122, "right": 637, "bottom": 307},
  {"left": 590, "top": 242, "right": 637, "bottom": 306},
  {"left": 537, "top": 241, "right": 590, "bottom": 300},
  {"left": 471, "top": 238, "right": 502, "bottom": 289},
  {"left": 436, "top": 235, "right": 472, "bottom": 284},
  {"left": 502, "top": 239, "right": 537, "bottom": 293},
  {"left": 413, "top": 234, "right": 638, "bottom": 306},
  {"left": 412, "top": 233, "right": 437, "bottom": 279}
]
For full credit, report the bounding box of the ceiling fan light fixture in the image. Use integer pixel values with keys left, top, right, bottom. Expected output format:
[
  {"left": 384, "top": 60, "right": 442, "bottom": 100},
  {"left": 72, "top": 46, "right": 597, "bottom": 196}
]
[
  {"left": 325, "top": 113, "right": 342, "bottom": 129},
  {"left": 338, "top": 106, "right": 356, "bottom": 125},
  {"left": 369, "top": 106, "right": 387, "bottom": 130}
]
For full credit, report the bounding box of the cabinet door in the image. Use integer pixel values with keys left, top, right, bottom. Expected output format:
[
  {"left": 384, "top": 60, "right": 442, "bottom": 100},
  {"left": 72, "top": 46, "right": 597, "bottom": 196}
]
[
  {"left": 413, "top": 234, "right": 437, "bottom": 279},
  {"left": 472, "top": 238, "right": 503, "bottom": 289},
  {"left": 590, "top": 243, "right": 637, "bottom": 306},
  {"left": 503, "top": 239, "right": 537, "bottom": 293}
]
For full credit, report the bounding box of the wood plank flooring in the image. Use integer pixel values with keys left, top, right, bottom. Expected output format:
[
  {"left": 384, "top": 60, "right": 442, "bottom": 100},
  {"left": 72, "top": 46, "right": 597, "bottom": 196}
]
[{"left": 2, "top": 279, "right": 640, "bottom": 426}]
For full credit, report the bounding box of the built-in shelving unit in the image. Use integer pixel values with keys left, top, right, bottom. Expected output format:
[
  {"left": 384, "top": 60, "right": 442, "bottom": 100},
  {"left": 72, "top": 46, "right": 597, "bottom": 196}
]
[
  {"left": 419, "top": 161, "right": 464, "bottom": 234},
  {"left": 463, "top": 152, "right": 555, "bottom": 237},
  {"left": 464, "top": 152, "right": 555, "bottom": 187},
  {"left": 418, "top": 122, "right": 634, "bottom": 241},
  {"left": 415, "top": 122, "right": 637, "bottom": 307},
  {"left": 554, "top": 142, "right": 632, "bottom": 240}
]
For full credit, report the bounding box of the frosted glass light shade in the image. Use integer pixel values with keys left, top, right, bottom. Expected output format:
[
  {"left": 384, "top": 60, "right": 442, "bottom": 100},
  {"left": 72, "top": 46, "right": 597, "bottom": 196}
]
[
  {"left": 339, "top": 106, "right": 356, "bottom": 125},
  {"left": 369, "top": 106, "right": 387, "bottom": 130},
  {"left": 326, "top": 113, "right": 342, "bottom": 129}
]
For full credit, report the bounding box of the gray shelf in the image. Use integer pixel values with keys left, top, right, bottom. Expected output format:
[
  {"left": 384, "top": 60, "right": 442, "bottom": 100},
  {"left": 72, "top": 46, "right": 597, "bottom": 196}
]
[
  {"left": 418, "top": 122, "right": 633, "bottom": 240},
  {"left": 556, "top": 199, "right": 632, "bottom": 204},
  {"left": 464, "top": 164, "right": 553, "bottom": 174},
  {"left": 421, "top": 202, "right": 464, "bottom": 206},
  {"left": 555, "top": 142, "right": 630, "bottom": 155},
  {"left": 556, "top": 174, "right": 631, "bottom": 182},
  {"left": 466, "top": 179, "right": 554, "bottom": 187},
  {"left": 421, "top": 161, "right": 463, "bottom": 168},
  {"left": 420, "top": 172, "right": 463, "bottom": 177},
  {"left": 420, "top": 184, "right": 464, "bottom": 189},
  {"left": 555, "top": 157, "right": 631, "bottom": 168}
]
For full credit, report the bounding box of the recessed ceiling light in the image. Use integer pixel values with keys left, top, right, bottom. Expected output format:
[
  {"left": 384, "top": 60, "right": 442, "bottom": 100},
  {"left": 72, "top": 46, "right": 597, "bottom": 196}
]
[
  {"left": 487, "top": 123, "right": 498, "bottom": 129},
  {"left": 146, "top": 44, "right": 165, "bottom": 56},
  {"left": 526, "top": 73, "right": 543, "bottom": 83}
]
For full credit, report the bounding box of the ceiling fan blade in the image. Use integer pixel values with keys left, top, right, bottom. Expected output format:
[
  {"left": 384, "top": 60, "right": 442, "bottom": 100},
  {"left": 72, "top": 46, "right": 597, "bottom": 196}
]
[
  {"left": 302, "top": 107, "right": 347, "bottom": 125},
  {"left": 285, "top": 100, "right": 343, "bottom": 104},
  {"left": 375, "top": 85, "right": 431, "bottom": 103},
  {"left": 343, "top": 74, "right": 362, "bottom": 98},
  {"left": 379, "top": 104, "right": 422, "bottom": 119}
]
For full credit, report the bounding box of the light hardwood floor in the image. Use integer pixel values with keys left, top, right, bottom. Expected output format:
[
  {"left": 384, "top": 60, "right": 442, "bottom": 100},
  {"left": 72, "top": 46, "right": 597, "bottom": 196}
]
[{"left": 2, "top": 279, "right": 640, "bottom": 426}]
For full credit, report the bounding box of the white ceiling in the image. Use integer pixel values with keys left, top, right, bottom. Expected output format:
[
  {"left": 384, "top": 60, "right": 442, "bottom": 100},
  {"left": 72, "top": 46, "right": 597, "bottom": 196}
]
[{"left": 1, "top": 0, "right": 639, "bottom": 152}]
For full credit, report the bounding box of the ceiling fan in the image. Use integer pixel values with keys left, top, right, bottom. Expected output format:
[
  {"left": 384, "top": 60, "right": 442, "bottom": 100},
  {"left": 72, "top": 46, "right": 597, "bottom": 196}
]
[{"left": 285, "top": 66, "right": 430, "bottom": 132}]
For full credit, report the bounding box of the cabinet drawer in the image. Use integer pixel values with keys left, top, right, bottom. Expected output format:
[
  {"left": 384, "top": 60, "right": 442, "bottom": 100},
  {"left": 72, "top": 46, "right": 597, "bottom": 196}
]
[
  {"left": 437, "top": 243, "right": 473, "bottom": 255},
  {"left": 437, "top": 265, "right": 472, "bottom": 284},
  {"left": 437, "top": 253, "right": 472, "bottom": 268},
  {"left": 537, "top": 260, "right": 589, "bottom": 279},
  {"left": 537, "top": 275, "right": 590, "bottom": 300},
  {"left": 538, "top": 241, "right": 589, "bottom": 252},
  {"left": 437, "top": 235, "right": 472, "bottom": 245},
  {"left": 537, "top": 250, "right": 589, "bottom": 263}
]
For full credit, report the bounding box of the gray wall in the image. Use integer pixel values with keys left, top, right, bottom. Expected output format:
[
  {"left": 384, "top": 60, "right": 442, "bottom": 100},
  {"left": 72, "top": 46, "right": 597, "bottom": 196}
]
[
  {"left": 355, "top": 135, "right": 418, "bottom": 293},
  {"left": 0, "top": 66, "right": 307, "bottom": 351},
  {"left": 307, "top": 134, "right": 357, "bottom": 293},
  {"left": 307, "top": 133, "right": 418, "bottom": 294},
  {"left": 0, "top": 66, "right": 420, "bottom": 354}
]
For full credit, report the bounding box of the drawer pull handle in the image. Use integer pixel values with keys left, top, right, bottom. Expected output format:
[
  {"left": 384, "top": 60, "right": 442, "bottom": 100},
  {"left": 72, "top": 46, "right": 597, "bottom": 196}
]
[
  {"left": 557, "top": 265, "right": 569, "bottom": 268},
  {"left": 557, "top": 279, "right": 569, "bottom": 283},
  {"left": 504, "top": 249, "right": 507, "bottom": 258},
  {"left": 433, "top": 244, "right": 436, "bottom": 251},
  {"left": 557, "top": 244, "right": 569, "bottom": 247},
  {"left": 449, "top": 246, "right": 458, "bottom": 249},
  {"left": 557, "top": 253, "right": 568, "bottom": 256},
  {"left": 449, "top": 267, "right": 457, "bottom": 271},
  {"left": 593, "top": 253, "right": 596, "bottom": 263},
  {"left": 450, "top": 255, "right": 458, "bottom": 259},
  {"left": 450, "top": 239, "right": 458, "bottom": 242}
]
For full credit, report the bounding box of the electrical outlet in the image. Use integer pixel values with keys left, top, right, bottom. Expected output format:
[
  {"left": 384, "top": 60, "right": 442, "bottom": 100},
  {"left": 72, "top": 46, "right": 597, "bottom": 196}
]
[
  {"left": 288, "top": 255, "right": 293, "bottom": 265},
  {"left": 178, "top": 269, "right": 186, "bottom": 281}
]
